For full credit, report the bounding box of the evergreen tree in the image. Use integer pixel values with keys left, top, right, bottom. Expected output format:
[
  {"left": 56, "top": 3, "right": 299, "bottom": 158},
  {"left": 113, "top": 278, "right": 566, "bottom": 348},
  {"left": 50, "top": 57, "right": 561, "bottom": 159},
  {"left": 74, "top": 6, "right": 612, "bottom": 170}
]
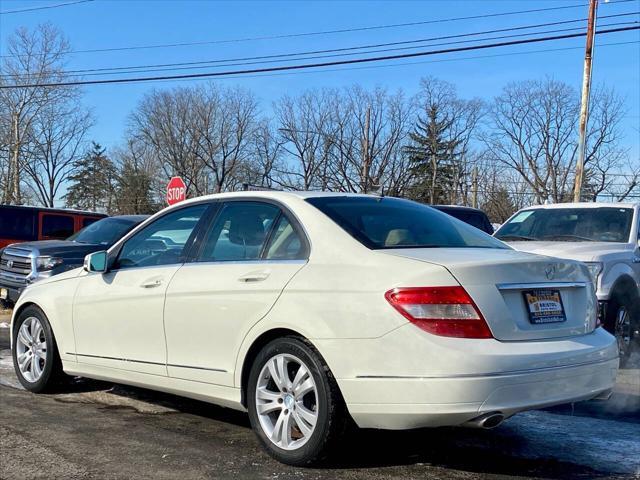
[
  {"left": 63, "top": 142, "right": 117, "bottom": 212},
  {"left": 404, "top": 105, "right": 461, "bottom": 204},
  {"left": 114, "top": 160, "right": 158, "bottom": 214}
]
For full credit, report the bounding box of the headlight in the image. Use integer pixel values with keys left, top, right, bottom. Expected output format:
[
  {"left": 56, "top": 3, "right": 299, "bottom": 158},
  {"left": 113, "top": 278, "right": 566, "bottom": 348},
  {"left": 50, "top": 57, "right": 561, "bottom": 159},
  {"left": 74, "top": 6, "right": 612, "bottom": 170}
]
[
  {"left": 584, "top": 262, "right": 603, "bottom": 285},
  {"left": 36, "top": 256, "right": 64, "bottom": 271}
]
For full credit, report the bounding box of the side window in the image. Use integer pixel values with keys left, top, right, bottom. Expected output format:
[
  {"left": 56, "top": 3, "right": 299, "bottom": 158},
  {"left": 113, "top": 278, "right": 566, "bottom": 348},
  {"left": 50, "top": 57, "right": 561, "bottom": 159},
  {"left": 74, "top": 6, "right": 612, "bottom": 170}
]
[
  {"left": 264, "top": 215, "right": 306, "bottom": 260},
  {"left": 41, "top": 214, "right": 74, "bottom": 239},
  {"left": 0, "top": 208, "right": 36, "bottom": 240},
  {"left": 115, "top": 204, "right": 208, "bottom": 269},
  {"left": 198, "top": 202, "right": 280, "bottom": 262}
]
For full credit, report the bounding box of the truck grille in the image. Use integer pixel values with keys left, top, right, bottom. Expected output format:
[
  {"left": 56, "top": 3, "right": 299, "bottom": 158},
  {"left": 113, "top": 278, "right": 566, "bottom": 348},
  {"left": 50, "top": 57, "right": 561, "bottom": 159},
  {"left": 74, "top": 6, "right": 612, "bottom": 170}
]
[{"left": 0, "top": 249, "right": 32, "bottom": 285}]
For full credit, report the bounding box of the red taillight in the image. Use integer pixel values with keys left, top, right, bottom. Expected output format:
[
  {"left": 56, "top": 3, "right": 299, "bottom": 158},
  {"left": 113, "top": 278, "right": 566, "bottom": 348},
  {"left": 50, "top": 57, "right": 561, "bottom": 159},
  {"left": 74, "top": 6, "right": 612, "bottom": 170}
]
[{"left": 385, "top": 286, "right": 493, "bottom": 339}]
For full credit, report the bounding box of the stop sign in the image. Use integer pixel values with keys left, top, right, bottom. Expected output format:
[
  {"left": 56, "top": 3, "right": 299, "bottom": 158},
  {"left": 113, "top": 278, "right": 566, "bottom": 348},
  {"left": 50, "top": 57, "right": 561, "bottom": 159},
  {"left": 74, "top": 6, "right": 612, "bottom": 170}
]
[{"left": 166, "top": 176, "right": 187, "bottom": 205}]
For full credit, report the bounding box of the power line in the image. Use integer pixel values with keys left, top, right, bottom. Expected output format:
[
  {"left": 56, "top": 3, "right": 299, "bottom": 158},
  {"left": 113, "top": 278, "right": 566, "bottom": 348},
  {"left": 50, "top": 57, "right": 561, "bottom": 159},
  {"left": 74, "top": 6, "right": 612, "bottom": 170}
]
[
  {"left": 165, "top": 40, "right": 638, "bottom": 86},
  {"left": 1, "top": 0, "right": 636, "bottom": 58},
  {"left": 2, "top": 25, "right": 637, "bottom": 89},
  {"left": 4, "top": 13, "right": 637, "bottom": 79},
  {"left": 0, "top": 0, "right": 94, "bottom": 15}
]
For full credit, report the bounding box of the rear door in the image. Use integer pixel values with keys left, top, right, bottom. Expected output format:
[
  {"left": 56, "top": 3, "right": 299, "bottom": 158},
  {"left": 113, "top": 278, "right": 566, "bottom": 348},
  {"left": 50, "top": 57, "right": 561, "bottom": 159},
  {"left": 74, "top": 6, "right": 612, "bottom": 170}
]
[{"left": 164, "top": 200, "right": 308, "bottom": 386}]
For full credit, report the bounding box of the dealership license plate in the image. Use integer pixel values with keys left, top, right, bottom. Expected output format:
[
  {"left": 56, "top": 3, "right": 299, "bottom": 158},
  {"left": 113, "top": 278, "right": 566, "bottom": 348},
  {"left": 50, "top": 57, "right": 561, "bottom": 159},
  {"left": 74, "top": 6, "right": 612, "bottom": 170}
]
[
  {"left": 0, "top": 288, "right": 7, "bottom": 300},
  {"left": 522, "top": 289, "right": 566, "bottom": 324}
]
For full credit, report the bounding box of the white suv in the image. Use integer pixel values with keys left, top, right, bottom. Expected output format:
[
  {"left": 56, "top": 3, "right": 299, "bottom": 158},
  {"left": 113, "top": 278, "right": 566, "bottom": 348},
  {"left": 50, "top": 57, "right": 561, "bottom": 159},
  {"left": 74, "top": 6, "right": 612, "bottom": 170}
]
[{"left": 495, "top": 202, "right": 640, "bottom": 364}]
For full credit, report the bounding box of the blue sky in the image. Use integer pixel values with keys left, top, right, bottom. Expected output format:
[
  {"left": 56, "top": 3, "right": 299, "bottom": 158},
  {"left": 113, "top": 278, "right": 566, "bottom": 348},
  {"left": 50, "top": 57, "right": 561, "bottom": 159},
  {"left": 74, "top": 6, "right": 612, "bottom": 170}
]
[{"left": 1, "top": 0, "right": 639, "bottom": 162}]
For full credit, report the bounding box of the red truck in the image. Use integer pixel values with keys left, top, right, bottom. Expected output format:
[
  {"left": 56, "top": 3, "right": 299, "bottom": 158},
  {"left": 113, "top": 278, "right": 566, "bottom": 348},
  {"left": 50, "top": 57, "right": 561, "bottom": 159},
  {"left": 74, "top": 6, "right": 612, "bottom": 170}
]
[{"left": 0, "top": 205, "right": 106, "bottom": 249}]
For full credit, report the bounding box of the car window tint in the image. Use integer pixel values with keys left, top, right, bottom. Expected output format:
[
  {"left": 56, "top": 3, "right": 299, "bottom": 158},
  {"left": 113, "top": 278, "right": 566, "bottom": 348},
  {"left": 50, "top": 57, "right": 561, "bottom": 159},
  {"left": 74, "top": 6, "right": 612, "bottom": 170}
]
[
  {"left": 307, "top": 196, "right": 505, "bottom": 250},
  {"left": 199, "top": 202, "right": 280, "bottom": 262},
  {"left": 42, "top": 214, "right": 74, "bottom": 239},
  {"left": 0, "top": 208, "right": 37, "bottom": 240},
  {"left": 495, "top": 208, "right": 634, "bottom": 242},
  {"left": 82, "top": 217, "right": 100, "bottom": 228},
  {"left": 116, "top": 205, "right": 207, "bottom": 269},
  {"left": 264, "top": 215, "right": 305, "bottom": 260}
]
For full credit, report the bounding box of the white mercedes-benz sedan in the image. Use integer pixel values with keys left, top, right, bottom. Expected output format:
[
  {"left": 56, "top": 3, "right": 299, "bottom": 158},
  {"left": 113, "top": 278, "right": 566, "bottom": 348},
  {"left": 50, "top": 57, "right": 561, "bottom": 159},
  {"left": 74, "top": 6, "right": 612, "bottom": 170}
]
[{"left": 11, "top": 192, "right": 618, "bottom": 465}]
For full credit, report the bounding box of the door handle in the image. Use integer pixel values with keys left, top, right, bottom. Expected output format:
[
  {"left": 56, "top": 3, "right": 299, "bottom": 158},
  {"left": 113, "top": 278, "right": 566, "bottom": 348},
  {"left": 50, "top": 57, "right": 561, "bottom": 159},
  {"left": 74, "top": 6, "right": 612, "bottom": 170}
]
[
  {"left": 238, "top": 270, "right": 270, "bottom": 283},
  {"left": 140, "top": 279, "right": 163, "bottom": 288}
]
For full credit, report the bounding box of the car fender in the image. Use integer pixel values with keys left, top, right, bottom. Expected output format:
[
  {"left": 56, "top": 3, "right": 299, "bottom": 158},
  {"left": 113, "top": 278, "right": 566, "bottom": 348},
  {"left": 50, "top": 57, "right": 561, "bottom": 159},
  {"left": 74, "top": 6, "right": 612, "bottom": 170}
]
[
  {"left": 599, "top": 261, "right": 639, "bottom": 300},
  {"left": 10, "top": 276, "right": 80, "bottom": 360}
]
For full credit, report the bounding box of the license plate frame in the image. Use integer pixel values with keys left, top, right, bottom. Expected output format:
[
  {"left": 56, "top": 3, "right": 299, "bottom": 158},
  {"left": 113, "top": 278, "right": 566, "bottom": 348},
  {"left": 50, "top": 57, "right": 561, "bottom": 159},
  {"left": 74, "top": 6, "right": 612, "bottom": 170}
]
[{"left": 522, "top": 289, "right": 567, "bottom": 325}]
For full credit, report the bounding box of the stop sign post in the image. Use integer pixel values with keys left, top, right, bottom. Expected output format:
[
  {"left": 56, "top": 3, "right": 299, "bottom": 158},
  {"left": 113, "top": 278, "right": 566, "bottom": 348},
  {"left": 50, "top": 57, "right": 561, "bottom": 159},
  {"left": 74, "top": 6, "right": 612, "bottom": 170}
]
[{"left": 166, "top": 177, "right": 187, "bottom": 205}]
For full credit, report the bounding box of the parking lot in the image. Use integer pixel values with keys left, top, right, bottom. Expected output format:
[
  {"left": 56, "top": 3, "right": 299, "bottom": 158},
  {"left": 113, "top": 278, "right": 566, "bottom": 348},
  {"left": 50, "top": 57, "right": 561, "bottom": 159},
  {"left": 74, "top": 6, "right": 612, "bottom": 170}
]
[{"left": 1, "top": 308, "right": 638, "bottom": 480}]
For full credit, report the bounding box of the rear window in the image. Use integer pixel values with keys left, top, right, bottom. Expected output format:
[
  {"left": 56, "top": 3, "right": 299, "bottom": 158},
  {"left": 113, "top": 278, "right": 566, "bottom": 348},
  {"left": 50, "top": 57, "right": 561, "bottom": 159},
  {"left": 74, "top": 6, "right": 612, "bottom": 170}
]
[
  {"left": 436, "top": 208, "right": 493, "bottom": 234},
  {"left": 306, "top": 196, "right": 506, "bottom": 249},
  {"left": 42, "top": 214, "right": 74, "bottom": 239},
  {"left": 0, "top": 207, "right": 37, "bottom": 240}
]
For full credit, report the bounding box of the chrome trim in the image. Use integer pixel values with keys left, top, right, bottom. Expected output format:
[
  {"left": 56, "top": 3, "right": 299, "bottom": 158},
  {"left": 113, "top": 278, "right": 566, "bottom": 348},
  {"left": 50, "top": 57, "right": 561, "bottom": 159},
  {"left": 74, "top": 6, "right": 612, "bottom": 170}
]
[
  {"left": 182, "top": 259, "right": 307, "bottom": 267},
  {"left": 496, "top": 282, "right": 587, "bottom": 290},
  {"left": 355, "top": 357, "right": 617, "bottom": 380},
  {"left": 71, "top": 353, "right": 227, "bottom": 372},
  {"left": 167, "top": 363, "right": 226, "bottom": 373}
]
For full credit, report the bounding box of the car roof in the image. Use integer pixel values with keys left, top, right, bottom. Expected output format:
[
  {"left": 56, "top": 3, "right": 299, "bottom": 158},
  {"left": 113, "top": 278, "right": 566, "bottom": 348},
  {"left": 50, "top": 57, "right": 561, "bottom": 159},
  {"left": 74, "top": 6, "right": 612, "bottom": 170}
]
[
  {"left": 518, "top": 202, "right": 639, "bottom": 210},
  {"left": 177, "top": 190, "right": 386, "bottom": 205},
  {"left": 0, "top": 204, "right": 108, "bottom": 216},
  {"left": 432, "top": 205, "right": 486, "bottom": 213}
]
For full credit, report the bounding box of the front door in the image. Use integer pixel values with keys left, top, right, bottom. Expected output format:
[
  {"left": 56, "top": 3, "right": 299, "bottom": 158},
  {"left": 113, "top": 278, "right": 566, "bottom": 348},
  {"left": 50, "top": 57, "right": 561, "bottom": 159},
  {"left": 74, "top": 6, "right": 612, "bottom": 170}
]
[
  {"left": 73, "top": 203, "right": 210, "bottom": 375},
  {"left": 164, "top": 201, "right": 309, "bottom": 386}
]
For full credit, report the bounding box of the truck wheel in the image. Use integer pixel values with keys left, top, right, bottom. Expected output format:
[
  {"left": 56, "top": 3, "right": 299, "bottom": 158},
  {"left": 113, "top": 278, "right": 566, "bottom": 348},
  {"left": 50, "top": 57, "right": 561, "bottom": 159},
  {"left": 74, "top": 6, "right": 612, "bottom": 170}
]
[
  {"left": 12, "top": 305, "right": 67, "bottom": 392},
  {"left": 605, "top": 293, "right": 638, "bottom": 367}
]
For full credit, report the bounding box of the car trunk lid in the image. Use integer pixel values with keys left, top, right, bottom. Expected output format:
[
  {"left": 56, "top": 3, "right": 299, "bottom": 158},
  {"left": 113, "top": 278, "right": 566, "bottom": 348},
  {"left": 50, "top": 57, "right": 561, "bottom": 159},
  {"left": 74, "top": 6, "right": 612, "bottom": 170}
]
[{"left": 381, "top": 248, "right": 597, "bottom": 341}]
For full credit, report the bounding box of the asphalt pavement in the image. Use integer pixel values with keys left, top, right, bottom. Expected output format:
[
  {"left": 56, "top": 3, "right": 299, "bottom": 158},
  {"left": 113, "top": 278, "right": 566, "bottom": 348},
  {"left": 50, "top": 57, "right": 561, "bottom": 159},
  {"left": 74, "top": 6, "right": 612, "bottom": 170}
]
[{"left": 1, "top": 308, "right": 638, "bottom": 480}]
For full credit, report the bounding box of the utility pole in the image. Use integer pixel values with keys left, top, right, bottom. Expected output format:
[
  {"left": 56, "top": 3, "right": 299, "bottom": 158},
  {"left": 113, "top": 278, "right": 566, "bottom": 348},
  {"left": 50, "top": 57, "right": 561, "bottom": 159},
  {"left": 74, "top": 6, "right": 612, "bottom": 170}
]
[
  {"left": 573, "top": 0, "right": 599, "bottom": 203},
  {"left": 471, "top": 166, "right": 479, "bottom": 209},
  {"left": 361, "top": 106, "right": 371, "bottom": 193}
]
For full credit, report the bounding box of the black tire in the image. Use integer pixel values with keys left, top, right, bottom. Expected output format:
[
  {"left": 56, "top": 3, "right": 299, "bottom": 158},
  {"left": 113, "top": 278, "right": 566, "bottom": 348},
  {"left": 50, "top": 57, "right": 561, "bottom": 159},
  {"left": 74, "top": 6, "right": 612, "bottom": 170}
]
[
  {"left": 605, "top": 292, "right": 639, "bottom": 367},
  {"left": 12, "top": 305, "right": 66, "bottom": 393},
  {"left": 246, "top": 336, "right": 347, "bottom": 466}
]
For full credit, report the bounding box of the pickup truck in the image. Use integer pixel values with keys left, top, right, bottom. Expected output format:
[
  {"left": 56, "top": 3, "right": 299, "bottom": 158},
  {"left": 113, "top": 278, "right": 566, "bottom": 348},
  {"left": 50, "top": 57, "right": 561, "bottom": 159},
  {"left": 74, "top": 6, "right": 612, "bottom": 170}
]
[
  {"left": 0, "top": 215, "right": 147, "bottom": 306},
  {"left": 494, "top": 202, "right": 640, "bottom": 365}
]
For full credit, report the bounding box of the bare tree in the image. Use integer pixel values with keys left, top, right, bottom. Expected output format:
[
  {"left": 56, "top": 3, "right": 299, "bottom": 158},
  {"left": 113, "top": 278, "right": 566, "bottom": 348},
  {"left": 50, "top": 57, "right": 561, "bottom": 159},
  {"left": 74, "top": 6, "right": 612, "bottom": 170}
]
[
  {"left": 192, "top": 85, "right": 258, "bottom": 192},
  {"left": 129, "top": 87, "right": 206, "bottom": 196},
  {"left": 275, "top": 90, "right": 334, "bottom": 190},
  {"left": 22, "top": 97, "right": 93, "bottom": 207},
  {"left": 484, "top": 78, "right": 627, "bottom": 204},
  {"left": 0, "top": 24, "right": 74, "bottom": 204}
]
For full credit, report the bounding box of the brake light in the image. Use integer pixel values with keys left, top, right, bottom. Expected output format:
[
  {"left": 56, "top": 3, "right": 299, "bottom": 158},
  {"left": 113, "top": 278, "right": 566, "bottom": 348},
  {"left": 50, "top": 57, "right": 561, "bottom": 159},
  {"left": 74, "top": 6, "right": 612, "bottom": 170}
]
[{"left": 385, "top": 286, "right": 493, "bottom": 339}]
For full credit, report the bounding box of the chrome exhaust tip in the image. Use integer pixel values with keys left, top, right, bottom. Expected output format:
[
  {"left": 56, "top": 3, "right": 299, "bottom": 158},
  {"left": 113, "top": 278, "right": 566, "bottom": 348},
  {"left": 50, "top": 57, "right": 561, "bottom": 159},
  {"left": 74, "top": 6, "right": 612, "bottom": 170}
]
[{"left": 464, "top": 412, "right": 505, "bottom": 429}]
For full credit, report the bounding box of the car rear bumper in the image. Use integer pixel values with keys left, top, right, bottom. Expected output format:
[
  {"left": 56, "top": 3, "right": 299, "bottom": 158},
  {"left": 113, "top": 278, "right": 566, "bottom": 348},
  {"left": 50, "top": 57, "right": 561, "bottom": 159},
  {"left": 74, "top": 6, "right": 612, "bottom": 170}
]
[{"left": 341, "top": 357, "right": 618, "bottom": 429}]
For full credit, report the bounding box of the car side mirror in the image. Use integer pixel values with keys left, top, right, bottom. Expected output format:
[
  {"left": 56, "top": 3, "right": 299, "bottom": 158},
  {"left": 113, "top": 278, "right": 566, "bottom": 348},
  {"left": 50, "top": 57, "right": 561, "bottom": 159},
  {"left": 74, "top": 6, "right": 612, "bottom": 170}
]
[{"left": 84, "top": 251, "right": 108, "bottom": 273}]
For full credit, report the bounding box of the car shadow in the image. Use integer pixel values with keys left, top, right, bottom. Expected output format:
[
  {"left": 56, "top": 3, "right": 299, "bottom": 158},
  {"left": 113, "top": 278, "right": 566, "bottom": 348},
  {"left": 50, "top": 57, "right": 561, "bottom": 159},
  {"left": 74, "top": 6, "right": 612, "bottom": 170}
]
[{"left": 70, "top": 381, "right": 613, "bottom": 479}]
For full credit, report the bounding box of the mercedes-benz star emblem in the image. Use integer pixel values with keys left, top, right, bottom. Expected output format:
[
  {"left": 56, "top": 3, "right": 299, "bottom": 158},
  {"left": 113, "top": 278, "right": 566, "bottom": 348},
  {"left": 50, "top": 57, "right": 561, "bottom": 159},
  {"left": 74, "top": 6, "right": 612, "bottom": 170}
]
[
  {"left": 6, "top": 260, "right": 13, "bottom": 268},
  {"left": 545, "top": 264, "right": 556, "bottom": 280}
]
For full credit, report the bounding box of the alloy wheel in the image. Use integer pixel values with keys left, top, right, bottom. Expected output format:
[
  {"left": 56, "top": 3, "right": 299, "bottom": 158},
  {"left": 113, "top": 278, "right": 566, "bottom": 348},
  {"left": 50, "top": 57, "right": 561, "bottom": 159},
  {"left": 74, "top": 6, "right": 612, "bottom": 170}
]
[
  {"left": 615, "top": 306, "right": 631, "bottom": 359},
  {"left": 255, "top": 353, "right": 318, "bottom": 451},
  {"left": 15, "top": 316, "right": 47, "bottom": 383}
]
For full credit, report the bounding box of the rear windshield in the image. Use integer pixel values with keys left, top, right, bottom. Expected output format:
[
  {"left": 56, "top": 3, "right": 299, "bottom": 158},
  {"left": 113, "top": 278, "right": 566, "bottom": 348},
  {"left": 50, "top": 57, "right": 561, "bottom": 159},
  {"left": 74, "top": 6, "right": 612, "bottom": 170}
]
[
  {"left": 0, "top": 207, "right": 37, "bottom": 240},
  {"left": 495, "top": 207, "right": 634, "bottom": 243},
  {"left": 306, "top": 196, "right": 507, "bottom": 249},
  {"left": 68, "top": 217, "right": 141, "bottom": 246}
]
